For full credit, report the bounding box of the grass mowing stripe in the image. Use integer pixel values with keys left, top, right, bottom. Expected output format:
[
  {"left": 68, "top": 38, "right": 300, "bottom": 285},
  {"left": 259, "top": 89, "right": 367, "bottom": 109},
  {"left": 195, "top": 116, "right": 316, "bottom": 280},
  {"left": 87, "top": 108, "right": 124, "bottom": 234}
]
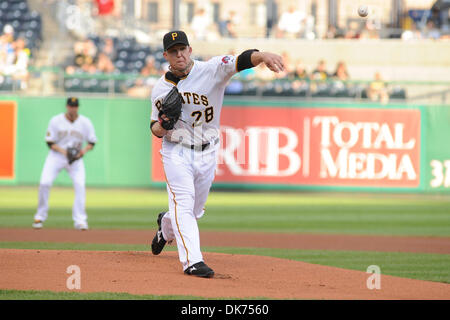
[
  {"left": 1, "top": 187, "right": 449, "bottom": 236},
  {"left": 1, "top": 205, "right": 449, "bottom": 236},
  {"left": 0, "top": 289, "right": 206, "bottom": 300},
  {"left": 2, "top": 187, "right": 449, "bottom": 208},
  {"left": 0, "top": 289, "right": 269, "bottom": 300},
  {"left": 1, "top": 242, "right": 448, "bottom": 284}
]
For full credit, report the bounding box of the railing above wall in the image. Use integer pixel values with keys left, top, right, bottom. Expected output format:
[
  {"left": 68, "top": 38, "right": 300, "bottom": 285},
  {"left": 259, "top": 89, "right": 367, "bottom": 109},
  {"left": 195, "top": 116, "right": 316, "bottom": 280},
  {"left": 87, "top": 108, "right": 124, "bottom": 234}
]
[{"left": 2, "top": 66, "right": 450, "bottom": 105}]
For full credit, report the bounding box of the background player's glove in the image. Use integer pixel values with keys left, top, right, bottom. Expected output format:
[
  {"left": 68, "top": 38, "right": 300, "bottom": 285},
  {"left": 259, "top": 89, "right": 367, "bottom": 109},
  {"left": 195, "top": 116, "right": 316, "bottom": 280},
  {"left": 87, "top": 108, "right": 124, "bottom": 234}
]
[
  {"left": 158, "top": 86, "right": 183, "bottom": 130},
  {"left": 67, "top": 147, "right": 80, "bottom": 164}
]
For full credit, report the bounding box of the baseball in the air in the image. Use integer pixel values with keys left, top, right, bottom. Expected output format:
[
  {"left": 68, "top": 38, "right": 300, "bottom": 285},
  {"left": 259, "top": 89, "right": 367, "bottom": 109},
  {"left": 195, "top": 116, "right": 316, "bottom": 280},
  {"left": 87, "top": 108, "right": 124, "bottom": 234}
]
[{"left": 358, "top": 5, "right": 369, "bottom": 17}]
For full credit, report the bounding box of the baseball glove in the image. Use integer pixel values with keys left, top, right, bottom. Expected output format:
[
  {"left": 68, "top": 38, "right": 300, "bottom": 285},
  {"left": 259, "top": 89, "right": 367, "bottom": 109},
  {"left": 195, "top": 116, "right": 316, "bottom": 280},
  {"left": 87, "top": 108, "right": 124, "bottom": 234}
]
[
  {"left": 67, "top": 147, "right": 80, "bottom": 164},
  {"left": 158, "top": 86, "right": 183, "bottom": 130}
]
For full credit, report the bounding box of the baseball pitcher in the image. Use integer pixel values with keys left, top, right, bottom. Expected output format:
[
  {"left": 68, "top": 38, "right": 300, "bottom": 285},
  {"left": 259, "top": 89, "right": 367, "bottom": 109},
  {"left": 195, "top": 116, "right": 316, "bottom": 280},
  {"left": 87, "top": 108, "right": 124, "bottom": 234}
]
[{"left": 150, "top": 30, "right": 284, "bottom": 278}]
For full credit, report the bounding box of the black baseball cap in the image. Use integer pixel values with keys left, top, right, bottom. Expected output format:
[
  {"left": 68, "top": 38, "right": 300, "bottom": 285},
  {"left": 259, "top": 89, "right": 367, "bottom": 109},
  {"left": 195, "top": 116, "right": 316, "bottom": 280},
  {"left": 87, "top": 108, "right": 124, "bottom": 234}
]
[
  {"left": 67, "top": 97, "right": 79, "bottom": 107},
  {"left": 163, "top": 30, "right": 189, "bottom": 51}
]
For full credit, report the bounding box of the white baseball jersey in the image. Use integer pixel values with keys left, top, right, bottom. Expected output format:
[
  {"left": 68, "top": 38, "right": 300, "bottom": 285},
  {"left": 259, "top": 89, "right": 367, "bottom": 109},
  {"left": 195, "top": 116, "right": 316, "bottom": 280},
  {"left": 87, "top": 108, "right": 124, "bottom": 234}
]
[
  {"left": 150, "top": 55, "right": 239, "bottom": 271},
  {"left": 151, "top": 55, "right": 238, "bottom": 146},
  {"left": 46, "top": 113, "right": 97, "bottom": 150},
  {"left": 35, "top": 112, "right": 97, "bottom": 228}
]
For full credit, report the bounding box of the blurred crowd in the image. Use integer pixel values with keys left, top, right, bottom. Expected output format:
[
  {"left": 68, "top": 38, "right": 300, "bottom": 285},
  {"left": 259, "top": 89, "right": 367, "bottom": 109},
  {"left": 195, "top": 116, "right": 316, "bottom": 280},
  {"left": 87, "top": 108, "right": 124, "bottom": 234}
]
[
  {"left": 230, "top": 52, "right": 391, "bottom": 103},
  {"left": 185, "top": 4, "right": 449, "bottom": 41},
  {"left": 0, "top": 24, "right": 30, "bottom": 90},
  {"left": 65, "top": 38, "right": 117, "bottom": 75},
  {"left": 83, "top": 1, "right": 449, "bottom": 41},
  {"left": 62, "top": 34, "right": 393, "bottom": 103}
]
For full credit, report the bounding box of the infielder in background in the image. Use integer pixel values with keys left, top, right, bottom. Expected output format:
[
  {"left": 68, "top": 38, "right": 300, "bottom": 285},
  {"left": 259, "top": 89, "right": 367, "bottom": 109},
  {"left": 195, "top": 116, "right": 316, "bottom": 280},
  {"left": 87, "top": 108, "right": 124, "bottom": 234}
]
[
  {"left": 32, "top": 97, "right": 97, "bottom": 230},
  {"left": 150, "top": 30, "right": 284, "bottom": 277}
]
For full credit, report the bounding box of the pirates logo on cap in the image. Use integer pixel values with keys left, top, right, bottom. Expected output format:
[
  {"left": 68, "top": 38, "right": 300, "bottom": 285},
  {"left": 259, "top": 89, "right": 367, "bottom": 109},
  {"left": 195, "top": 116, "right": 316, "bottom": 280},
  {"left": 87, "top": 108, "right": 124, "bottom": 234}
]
[{"left": 67, "top": 97, "right": 79, "bottom": 107}]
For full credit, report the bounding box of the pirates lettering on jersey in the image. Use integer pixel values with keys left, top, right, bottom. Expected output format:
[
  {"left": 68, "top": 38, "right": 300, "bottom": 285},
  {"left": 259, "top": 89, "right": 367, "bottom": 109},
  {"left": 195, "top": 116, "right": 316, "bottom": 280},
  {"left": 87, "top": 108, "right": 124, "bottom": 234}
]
[
  {"left": 70, "top": 130, "right": 83, "bottom": 140},
  {"left": 182, "top": 92, "right": 208, "bottom": 106},
  {"left": 58, "top": 131, "right": 68, "bottom": 140}
]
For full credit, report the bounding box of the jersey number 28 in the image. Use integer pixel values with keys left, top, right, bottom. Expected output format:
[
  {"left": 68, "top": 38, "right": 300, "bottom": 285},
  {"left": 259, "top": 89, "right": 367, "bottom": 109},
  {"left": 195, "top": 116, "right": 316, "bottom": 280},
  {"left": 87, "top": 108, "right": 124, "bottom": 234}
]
[{"left": 191, "top": 107, "right": 214, "bottom": 126}]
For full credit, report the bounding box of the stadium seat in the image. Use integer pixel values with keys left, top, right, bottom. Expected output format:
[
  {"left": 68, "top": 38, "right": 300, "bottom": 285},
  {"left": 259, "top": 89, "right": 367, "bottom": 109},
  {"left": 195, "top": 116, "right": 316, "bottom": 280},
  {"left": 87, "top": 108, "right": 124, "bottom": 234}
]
[
  {"left": 134, "top": 60, "right": 144, "bottom": 71},
  {"left": 242, "top": 82, "right": 258, "bottom": 96},
  {"left": 0, "top": 2, "right": 9, "bottom": 11},
  {"left": 97, "top": 79, "right": 111, "bottom": 93},
  {"left": 64, "top": 78, "right": 82, "bottom": 92},
  {"left": 117, "top": 50, "right": 129, "bottom": 60},
  {"left": 0, "top": 76, "right": 14, "bottom": 91},
  {"left": 261, "top": 82, "right": 276, "bottom": 96},
  {"left": 114, "top": 60, "right": 126, "bottom": 72},
  {"left": 389, "top": 87, "right": 407, "bottom": 100},
  {"left": 292, "top": 85, "right": 308, "bottom": 97},
  {"left": 311, "top": 83, "right": 332, "bottom": 98},
  {"left": 360, "top": 89, "right": 369, "bottom": 99}
]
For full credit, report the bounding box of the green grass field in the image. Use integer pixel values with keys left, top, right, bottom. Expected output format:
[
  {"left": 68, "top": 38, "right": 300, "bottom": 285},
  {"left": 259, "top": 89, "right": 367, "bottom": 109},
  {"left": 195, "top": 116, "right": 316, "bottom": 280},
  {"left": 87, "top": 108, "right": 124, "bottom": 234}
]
[
  {"left": 0, "top": 186, "right": 449, "bottom": 299},
  {"left": 1, "top": 187, "right": 450, "bottom": 235}
]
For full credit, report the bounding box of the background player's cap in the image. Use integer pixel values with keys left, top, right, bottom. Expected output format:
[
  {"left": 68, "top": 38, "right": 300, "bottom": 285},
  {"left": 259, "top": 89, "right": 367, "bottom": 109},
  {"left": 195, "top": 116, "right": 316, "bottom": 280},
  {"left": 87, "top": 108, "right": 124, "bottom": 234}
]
[
  {"left": 67, "top": 97, "right": 79, "bottom": 107},
  {"left": 163, "top": 31, "right": 189, "bottom": 51}
]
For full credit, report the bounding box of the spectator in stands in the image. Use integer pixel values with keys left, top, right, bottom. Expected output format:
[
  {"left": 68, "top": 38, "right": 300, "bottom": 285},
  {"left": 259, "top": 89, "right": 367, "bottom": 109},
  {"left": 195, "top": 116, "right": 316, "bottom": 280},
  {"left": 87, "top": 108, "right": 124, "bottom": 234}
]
[
  {"left": 367, "top": 72, "right": 389, "bottom": 104},
  {"left": 0, "top": 34, "right": 15, "bottom": 74},
  {"left": 423, "top": 20, "right": 441, "bottom": 39},
  {"left": 2, "top": 38, "right": 30, "bottom": 89},
  {"left": 127, "top": 78, "right": 155, "bottom": 97},
  {"left": 218, "top": 10, "right": 239, "bottom": 38},
  {"left": 311, "top": 60, "right": 329, "bottom": 81},
  {"left": 99, "top": 37, "right": 116, "bottom": 61},
  {"left": 11, "top": 38, "right": 30, "bottom": 89},
  {"left": 359, "top": 20, "right": 380, "bottom": 39},
  {"left": 288, "top": 59, "right": 309, "bottom": 91},
  {"left": 325, "top": 25, "right": 337, "bottom": 39},
  {"left": 288, "top": 59, "right": 309, "bottom": 81},
  {"left": 3, "top": 24, "right": 15, "bottom": 44},
  {"left": 93, "top": 0, "right": 118, "bottom": 35},
  {"left": 126, "top": 56, "right": 162, "bottom": 97},
  {"left": 344, "top": 21, "right": 361, "bottom": 39},
  {"left": 71, "top": 39, "right": 97, "bottom": 70},
  {"left": 401, "top": 22, "right": 423, "bottom": 41},
  {"left": 140, "top": 56, "right": 162, "bottom": 77},
  {"left": 96, "top": 52, "right": 114, "bottom": 73},
  {"left": 276, "top": 5, "right": 306, "bottom": 39},
  {"left": 332, "top": 61, "right": 349, "bottom": 81},
  {"left": 191, "top": 8, "right": 211, "bottom": 40}
]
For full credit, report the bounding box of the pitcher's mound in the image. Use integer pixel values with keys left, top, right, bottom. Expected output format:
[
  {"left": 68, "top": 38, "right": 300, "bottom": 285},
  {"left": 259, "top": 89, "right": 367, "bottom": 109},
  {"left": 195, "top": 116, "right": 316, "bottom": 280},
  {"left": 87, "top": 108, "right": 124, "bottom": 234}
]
[{"left": 0, "top": 249, "right": 448, "bottom": 299}]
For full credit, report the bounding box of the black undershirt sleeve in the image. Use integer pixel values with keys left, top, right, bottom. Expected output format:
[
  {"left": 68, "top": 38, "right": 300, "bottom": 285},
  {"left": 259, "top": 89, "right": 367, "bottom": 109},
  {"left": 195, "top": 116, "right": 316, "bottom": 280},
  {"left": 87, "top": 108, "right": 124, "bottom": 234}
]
[
  {"left": 236, "top": 49, "right": 259, "bottom": 72},
  {"left": 47, "top": 142, "right": 54, "bottom": 148}
]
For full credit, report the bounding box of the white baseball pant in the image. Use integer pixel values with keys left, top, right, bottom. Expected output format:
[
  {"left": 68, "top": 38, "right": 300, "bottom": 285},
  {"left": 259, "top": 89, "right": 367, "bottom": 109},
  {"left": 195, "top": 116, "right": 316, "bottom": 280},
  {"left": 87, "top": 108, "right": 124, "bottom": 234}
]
[
  {"left": 34, "top": 151, "right": 87, "bottom": 226},
  {"left": 160, "top": 140, "right": 217, "bottom": 271}
]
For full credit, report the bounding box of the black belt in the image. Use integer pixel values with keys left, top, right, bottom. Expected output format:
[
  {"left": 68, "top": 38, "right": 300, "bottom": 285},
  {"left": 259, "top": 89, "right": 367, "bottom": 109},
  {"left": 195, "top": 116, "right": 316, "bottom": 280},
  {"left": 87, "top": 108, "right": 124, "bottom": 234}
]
[{"left": 182, "top": 137, "right": 219, "bottom": 151}]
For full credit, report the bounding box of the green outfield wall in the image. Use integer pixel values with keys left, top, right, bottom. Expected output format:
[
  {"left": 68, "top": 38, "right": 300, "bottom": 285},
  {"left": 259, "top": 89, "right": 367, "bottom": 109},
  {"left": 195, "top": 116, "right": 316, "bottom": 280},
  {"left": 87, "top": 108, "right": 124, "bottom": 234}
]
[{"left": 0, "top": 96, "right": 449, "bottom": 193}]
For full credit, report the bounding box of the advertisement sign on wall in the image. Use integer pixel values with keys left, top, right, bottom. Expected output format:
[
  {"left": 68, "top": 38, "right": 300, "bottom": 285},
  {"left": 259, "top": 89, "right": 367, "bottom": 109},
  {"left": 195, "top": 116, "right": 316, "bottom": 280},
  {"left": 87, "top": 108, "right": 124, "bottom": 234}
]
[
  {"left": 152, "top": 107, "right": 421, "bottom": 188},
  {"left": 0, "top": 101, "right": 16, "bottom": 180}
]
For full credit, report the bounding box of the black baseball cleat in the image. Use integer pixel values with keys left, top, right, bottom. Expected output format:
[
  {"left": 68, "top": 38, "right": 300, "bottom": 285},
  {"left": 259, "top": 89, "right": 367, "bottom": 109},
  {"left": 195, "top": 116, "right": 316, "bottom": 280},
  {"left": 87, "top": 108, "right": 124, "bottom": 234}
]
[
  {"left": 184, "top": 262, "right": 215, "bottom": 278},
  {"left": 151, "top": 211, "right": 167, "bottom": 255}
]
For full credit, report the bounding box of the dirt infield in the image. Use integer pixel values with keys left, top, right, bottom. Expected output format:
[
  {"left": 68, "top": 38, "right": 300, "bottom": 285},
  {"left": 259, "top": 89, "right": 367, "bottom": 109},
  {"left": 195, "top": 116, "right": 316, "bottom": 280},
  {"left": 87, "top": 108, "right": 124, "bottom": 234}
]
[
  {"left": 1, "top": 249, "right": 449, "bottom": 299},
  {"left": 0, "top": 228, "right": 449, "bottom": 299}
]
